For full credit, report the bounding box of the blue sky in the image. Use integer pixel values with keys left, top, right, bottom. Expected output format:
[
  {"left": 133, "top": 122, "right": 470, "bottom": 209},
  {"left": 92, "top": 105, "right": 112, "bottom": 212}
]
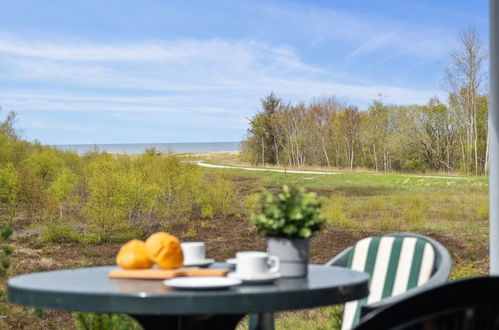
[{"left": 0, "top": 0, "right": 488, "bottom": 144}]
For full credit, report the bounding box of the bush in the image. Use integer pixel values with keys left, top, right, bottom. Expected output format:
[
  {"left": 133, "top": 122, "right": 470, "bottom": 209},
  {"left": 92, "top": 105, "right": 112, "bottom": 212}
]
[
  {"left": 372, "top": 216, "right": 402, "bottom": 232},
  {"left": 49, "top": 167, "right": 79, "bottom": 221},
  {"left": 0, "top": 163, "right": 20, "bottom": 221},
  {"left": 40, "top": 221, "right": 79, "bottom": 243},
  {"left": 0, "top": 130, "right": 241, "bottom": 243},
  {"left": 83, "top": 155, "right": 154, "bottom": 242},
  {"left": 476, "top": 197, "right": 489, "bottom": 221},
  {"left": 0, "top": 226, "right": 13, "bottom": 300},
  {"left": 79, "top": 153, "right": 239, "bottom": 242},
  {"left": 242, "top": 193, "right": 260, "bottom": 215},
  {"left": 199, "top": 175, "right": 238, "bottom": 218},
  {"left": 322, "top": 196, "right": 358, "bottom": 230},
  {"left": 17, "top": 165, "right": 53, "bottom": 221},
  {"left": 450, "top": 261, "right": 485, "bottom": 280},
  {"left": 23, "top": 148, "right": 63, "bottom": 186},
  {"left": 139, "top": 154, "right": 204, "bottom": 224},
  {"left": 403, "top": 197, "right": 427, "bottom": 230},
  {"left": 73, "top": 312, "right": 141, "bottom": 330},
  {"left": 402, "top": 158, "right": 427, "bottom": 172}
]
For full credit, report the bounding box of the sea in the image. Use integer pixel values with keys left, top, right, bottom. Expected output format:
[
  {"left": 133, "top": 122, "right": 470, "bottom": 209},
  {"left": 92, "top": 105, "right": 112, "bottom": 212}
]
[{"left": 53, "top": 142, "right": 240, "bottom": 155}]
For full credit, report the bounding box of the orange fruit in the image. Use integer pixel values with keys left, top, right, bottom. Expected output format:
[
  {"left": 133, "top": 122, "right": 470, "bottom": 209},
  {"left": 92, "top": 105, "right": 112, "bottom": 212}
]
[
  {"left": 116, "top": 239, "right": 153, "bottom": 269},
  {"left": 145, "top": 232, "right": 183, "bottom": 269}
]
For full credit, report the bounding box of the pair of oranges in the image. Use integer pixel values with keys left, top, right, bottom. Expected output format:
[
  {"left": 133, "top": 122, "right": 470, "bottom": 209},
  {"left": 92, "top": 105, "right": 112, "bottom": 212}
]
[{"left": 116, "top": 232, "right": 183, "bottom": 269}]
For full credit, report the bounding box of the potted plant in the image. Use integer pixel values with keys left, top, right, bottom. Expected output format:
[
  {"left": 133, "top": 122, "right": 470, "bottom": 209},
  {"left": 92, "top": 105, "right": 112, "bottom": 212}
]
[{"left": 251, "top": 185, "right": 325, "bottom": 277}]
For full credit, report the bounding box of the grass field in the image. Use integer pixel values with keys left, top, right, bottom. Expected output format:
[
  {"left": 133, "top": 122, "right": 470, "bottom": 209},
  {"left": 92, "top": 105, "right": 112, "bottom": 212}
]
[
  {"left": 2, "top": 152, "right": 489, "bottom": 329},
  {"left": 198, "top": 158, "right": 489, "bottom": 274},
  {"left": 198, "top": 153, "right": 489, "bottom": 329}
]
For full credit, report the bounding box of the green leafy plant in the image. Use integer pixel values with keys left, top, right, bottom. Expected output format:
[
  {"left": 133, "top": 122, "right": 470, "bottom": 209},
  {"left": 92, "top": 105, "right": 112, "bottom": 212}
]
[
  {"left": 40, "top": 220, "right": 79, "bottom": 243},
  {"left": 73, "top": 312, "right": 141, "bottom": 330},
  {"left": 251, "top": 185, "right": 325, "bottom": 238},
  {"left": 0, "top": 226, "right": 13, "bottom": 301}
]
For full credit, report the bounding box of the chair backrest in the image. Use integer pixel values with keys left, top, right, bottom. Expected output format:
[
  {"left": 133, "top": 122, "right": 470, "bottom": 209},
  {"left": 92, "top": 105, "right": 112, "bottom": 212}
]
[
  {"left": 326, "top": 233, "right": 452, "bottom": 330},
  {"left": 354, "top": 276, "right": 499, "bottom": 330}
]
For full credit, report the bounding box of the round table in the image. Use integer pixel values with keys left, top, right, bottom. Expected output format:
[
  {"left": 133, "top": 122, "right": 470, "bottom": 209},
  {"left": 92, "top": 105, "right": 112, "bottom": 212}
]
[{"left": 8, "top": 264, "right": 369, "bottom": 330}]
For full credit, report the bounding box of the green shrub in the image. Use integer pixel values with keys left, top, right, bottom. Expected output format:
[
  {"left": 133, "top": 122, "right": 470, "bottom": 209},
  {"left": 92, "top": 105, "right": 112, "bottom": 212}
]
[
  {"left": 23, "top": 148, "right": 62, "bottom": 186},
  {"left": 0, "top": 133, "right": 242, "bottom": 243},
  {"left": 242, "top": 193, "right": 260, "bottom": 215},
  {"left": 77, "top": 153, "right": 241, "bottom": 242},
  {"left": 450, "top": 261, "right": 485, "bottom": 280},
  {"left": 322, "top": 196, "right": 358, "bottom": 230},
  {"left": 372, "top": 216, "right": 402, "bottom": 232},
  {"left": 0, "top": 163, "right": 20, "bottom": 221},
  {"left": 200, "top": 175, "right": 238, "bottom": 218},
  {"left": 139, "top": 154, "right": 203, "bottom": 223},
  {"left": 251, "top": 185, "right": 325, "bottom": 238},
  {"left": 402, "top": 158, "right": 427, "bottom": 171},
  {"left": 73, "top": 312, "right": 141, "bottom": 330},
  {"left": 476, "top": 197, "right": 489, "bottom": 221},
  {"left": 81, "top": 233, "right": 101, "bottom": 245},
  {"left": 435, "top": 205, "right": 460, "bottom": 220},
  {"left": 329, "top": 305, "right": 344, "bottom": 330},
  {"left": 49, "top": 167, "right": 78, "bottom": 221},
  {"left": 200, "top": 203, "right": 214, "bottom": 218},
  {"left": 83, "top": 156, "right": 154, "bottom": 242},
  {"left": 40, "top": 221, "right": 79, "bottom": 243},
  {"left": 17, "top": 165, "right": 53, "bottom": 221},
  {"left": 368, "top": 196, "right": 388, "bottom": 212},
  {"left": 273, "top": 306, "right": 343, "bottom": 330},
  {"left": 0, "top": 226, "right": 13, "bottom": 300},
  {"left": 403, "top": 197, "right": 427, "bottom": 230}
]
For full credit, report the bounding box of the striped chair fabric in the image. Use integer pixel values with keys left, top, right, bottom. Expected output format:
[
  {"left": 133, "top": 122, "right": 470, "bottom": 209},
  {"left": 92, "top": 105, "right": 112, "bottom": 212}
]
[{"left": 341, "top": 235, "right": 435, "bottom": 330}]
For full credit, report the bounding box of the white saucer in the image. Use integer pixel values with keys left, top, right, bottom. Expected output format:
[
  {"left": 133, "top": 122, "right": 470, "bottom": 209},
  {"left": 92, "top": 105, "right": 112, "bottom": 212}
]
[
  {"left": 164, "top": 276, "right": 242, "bottom": 290},
  {"left": 227, "top": 272, "right": 281, "bottom": 284},
  {"left": 183, "top": 258, "right": 215, "bottom": 267},
  {"left": 225, "top": 258, "right": 237, "bottom": 265}
]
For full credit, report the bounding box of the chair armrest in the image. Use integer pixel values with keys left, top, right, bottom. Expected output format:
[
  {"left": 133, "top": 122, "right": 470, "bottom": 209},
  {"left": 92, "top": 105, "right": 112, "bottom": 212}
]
[{"left": 325, "top": 246, "right": 352, "bottom": 267}]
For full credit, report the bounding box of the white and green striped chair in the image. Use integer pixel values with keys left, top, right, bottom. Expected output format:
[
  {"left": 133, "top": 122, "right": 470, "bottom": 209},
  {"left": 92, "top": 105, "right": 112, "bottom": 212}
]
[{"left": 325, "top": 232, "right": 452, "bottom": 330}]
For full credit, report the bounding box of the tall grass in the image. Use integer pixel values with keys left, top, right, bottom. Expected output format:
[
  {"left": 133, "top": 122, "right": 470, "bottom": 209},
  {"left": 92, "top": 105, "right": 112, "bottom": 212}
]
[{"left": 322, "top": 196, "right": 358, "bottom": 230}]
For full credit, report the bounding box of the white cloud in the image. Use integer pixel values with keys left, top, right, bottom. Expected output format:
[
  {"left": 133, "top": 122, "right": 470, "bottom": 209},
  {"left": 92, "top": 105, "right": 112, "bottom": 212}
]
[
  {"left": 0, "top": 37, "right": 172, "bottom": 62},
  {"left": 21, "top": 120, "right": 90, "bottom": 132},
  {"left": 257, "top": 2, "right": 454, "bottom": 59},
  {"left": 0, "top": 34, "right": 445, "bottom": 143}
]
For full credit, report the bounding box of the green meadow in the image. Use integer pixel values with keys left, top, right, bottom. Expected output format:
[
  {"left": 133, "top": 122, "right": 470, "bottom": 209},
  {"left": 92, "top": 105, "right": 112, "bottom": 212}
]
[
  {"left": 197, "top": 153, "right": 489, "bottom": 278},
  {"left": 197, "top": 157, "right": 488, "bottom": 330}
]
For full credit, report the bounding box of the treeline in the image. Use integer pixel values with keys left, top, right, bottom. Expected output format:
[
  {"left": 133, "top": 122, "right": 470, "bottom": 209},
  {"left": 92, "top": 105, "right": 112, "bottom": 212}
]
[
  {"left": 241, "top": 93, "right": 488, "bottom": 174},
  {"left": 0, "top": 113, "right": 239, "bottom": 243},
  {"left": 241, "top": 27, "right": 488, "bottom": 175}
]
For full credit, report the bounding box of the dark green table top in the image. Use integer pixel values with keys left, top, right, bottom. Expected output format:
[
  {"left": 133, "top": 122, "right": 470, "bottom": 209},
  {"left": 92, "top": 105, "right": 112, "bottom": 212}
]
[{"left": 8, "top": 264, "right": 369, "bottom": 315}]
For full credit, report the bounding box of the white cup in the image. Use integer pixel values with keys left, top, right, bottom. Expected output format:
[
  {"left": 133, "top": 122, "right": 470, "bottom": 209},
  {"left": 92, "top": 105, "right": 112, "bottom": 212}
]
[
  {"left": 181, "top": 242, "right": 206, "bottom": 264},
  {"left": 236, "top": 251, "right": 279, "bottom": 277}
]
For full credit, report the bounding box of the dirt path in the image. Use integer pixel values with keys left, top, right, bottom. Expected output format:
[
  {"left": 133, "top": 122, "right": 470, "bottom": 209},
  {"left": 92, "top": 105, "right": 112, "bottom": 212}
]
[
  {"left": 196, "top": 161, "right": 344, "bottom": 175},
  {"left": 197, "top": 161, "right": 472, "bottom": 180}
]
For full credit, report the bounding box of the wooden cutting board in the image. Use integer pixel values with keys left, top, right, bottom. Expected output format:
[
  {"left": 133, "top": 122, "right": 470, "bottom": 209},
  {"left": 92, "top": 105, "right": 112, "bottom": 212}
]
[{"left": 108, "top": 267, "right": 229, "bottom": 280}]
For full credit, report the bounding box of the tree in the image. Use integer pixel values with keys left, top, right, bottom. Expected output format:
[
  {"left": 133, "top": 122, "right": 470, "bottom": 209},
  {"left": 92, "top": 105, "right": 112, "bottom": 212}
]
[
  {"left": 444, "top": 26, "right": 488, "bottom": 174},
  {"left": 307, "top": 97, "right": 343, "bottom": 167},
  {"left": 0, "top": 110, "right": 19, "bottom": 142},
  {"left": 246, "top": 93, "right": 284, "bottom": 165},
  {"left": 408, "top": 99, "right": 457, "bottom": 172},
  {"left": 278, "top": 103, "right": 308, "bottom": 167},
  {"left": 365, "top": 96, "right": 391, "bottom": 171},
  {"left": 337, "top": 106, "right": 361, "bottom": 169}
]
